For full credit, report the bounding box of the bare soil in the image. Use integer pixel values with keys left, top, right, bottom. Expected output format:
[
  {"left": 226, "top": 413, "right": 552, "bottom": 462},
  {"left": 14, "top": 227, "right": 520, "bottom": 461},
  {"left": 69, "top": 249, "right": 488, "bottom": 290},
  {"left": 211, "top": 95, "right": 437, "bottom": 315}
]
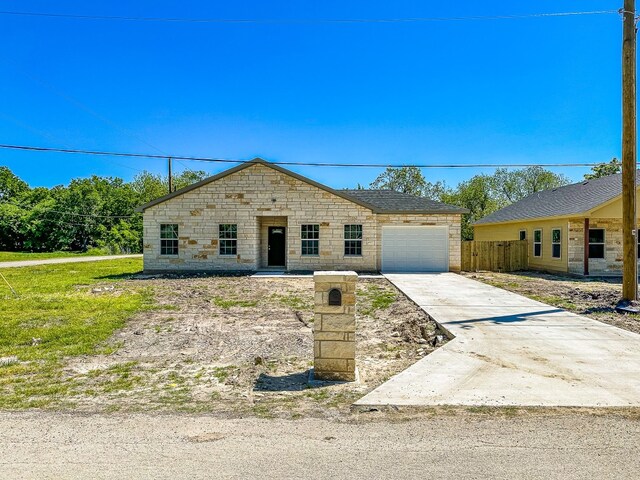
[
  {"left": 464, "top": 271, "right": 640, "bottom": 335},
  {"left": 65, "top": 275, "right": 446, "bottom": 418}
]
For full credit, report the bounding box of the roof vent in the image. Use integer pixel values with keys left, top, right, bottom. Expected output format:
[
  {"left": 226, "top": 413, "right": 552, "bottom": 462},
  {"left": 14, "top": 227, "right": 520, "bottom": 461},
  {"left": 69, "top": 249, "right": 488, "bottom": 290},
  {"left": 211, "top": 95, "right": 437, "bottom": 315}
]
[{"left": 582, "top": 181, "right": 589, "bottom": 185}]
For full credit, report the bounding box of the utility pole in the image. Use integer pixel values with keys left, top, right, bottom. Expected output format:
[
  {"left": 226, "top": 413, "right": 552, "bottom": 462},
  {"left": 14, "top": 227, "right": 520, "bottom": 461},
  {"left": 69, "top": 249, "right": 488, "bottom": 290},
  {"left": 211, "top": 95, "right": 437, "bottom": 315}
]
[
  {"left": 168, "top": 157, "right": 173, "bottom": 194},
  {"left": 622, "top": 0, "right": 638, "bottom": 301}
]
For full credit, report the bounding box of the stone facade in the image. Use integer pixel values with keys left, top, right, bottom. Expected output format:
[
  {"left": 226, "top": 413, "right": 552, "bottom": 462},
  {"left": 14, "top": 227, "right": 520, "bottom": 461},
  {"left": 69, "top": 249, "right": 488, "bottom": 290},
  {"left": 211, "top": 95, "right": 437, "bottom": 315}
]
[
  {"left": 568, "top": 218, "right": 632, "bottom": 276},
  {"left": 313, "top": 271, "right": 357, "bottom": 381},
  {"left": 141, "top": 163, "right": 462, "bottom": 272}
]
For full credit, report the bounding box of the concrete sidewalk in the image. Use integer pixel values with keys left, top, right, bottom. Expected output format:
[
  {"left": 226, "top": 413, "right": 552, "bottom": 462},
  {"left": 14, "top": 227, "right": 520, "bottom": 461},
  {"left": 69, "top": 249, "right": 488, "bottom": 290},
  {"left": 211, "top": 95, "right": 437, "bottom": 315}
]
[
  {"left": 0, "top": 254, "right": 142, "bottom": 269},
  {"left": 355, "top": 273, "right": 640, "bottom": 407}
]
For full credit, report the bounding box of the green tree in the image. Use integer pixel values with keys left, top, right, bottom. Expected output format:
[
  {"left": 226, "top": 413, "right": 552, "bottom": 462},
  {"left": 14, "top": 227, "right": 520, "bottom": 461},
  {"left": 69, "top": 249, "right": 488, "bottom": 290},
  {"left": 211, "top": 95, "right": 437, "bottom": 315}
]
[
  {"left": 369, "top": 166, "right": 447, "bottom": 200},
  {"left": 0, "top": 166, "right": 29, "bottom": 201},
  {"left": 442, "top": 174, "right": 500, "bottom": 240},
  {"left": 131, "top": 171, "right": 166, "bottom": 204},
  {"left": 0, "top": 166, "right": 211, "bottom": 254},
  {"left": 492, "top": 167, "right": 570, "bottom": 205},
  {"left": 370, "top": 167, "right": 426, "bottom": 195},
  {"left": 0, "top": 202, "right": 27, "bottom": 250},
  {"left": 132, "top": 169, "right": 209, "bottom": 202},
  {"left": 174, "top": 169, "right": 209, "bottom": 190},
  {"left": 584, "top": 158, "right": 622, "bottom": 180}
]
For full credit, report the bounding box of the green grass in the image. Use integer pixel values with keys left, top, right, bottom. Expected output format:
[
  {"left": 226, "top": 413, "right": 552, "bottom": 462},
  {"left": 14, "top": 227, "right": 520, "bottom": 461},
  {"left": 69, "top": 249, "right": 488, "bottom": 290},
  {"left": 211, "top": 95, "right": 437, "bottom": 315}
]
[
  {"left": 211, "top": 366, "right": 236, "bottom": 383},
  {"left": 0, "top": 251, "right": 106, "bottom": 262},
  {"left": 529, "top": 294, "right": 576, "bottom": 310},
  {"left": 0, "top": 258, "right": 150, "bottom": 409},
  {"left": 358, "top": 284, "right": 396, "bottom": 316},
  {"left": 271, "top": 293, "right": 313, "bottom": 311},
  {"left": 305, "top": 389, "right": 330, "bottom": 401},
  {"left": 212, "top": 296, "right": 258, "bottom": 308}
]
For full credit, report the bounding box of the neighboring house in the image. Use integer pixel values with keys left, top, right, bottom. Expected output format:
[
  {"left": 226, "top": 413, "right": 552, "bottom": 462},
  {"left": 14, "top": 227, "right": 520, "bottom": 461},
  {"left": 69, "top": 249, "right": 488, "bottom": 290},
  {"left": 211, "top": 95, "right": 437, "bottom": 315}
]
[
  {"left": 136, "top": 159, "right": 467, "bottom": 273},
  {"left": 474, "top": 171, "right": 639, "bottom": 276}
]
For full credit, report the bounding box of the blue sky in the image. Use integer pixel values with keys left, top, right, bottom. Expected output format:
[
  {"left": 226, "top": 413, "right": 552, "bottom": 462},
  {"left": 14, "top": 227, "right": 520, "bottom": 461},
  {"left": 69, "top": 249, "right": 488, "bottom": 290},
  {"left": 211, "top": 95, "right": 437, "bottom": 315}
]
[{"left": 0, "top": 0, "right": 625, "bottom": 190}]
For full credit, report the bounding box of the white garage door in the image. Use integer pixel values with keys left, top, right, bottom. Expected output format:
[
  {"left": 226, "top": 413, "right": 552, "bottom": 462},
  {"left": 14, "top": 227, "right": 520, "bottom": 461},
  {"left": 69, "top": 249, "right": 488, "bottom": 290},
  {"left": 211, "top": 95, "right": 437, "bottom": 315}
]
[{"left": 381, "top": 226, "right": 449, "bottom": 273}]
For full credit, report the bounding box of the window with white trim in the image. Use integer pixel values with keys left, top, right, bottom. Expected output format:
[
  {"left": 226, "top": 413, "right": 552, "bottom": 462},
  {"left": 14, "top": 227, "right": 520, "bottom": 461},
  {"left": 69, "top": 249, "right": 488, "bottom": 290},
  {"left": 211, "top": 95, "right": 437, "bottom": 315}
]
[
  {"left": 588, "top": 229, "right": 605, "bottom": 259},
  {"left": 160, "top": 224, "right": 179, "bottom": 255},
  {"left": 219, "top": 224, "right": 237, "bottom": 255},
  {"left": 519, "top": 230, "right": 527, "bottom": 241},
  {"left": 551, "top": 228, "right": 561, "bottom": 259},
  {"left": 344, "top": 224, "right": 363, "bottom": 256},
  {"left": 533, "top": 229, "right": 542, "bottom": 257},
  {"left": 301, "top": 224, "right": 319, "bottom": 256}
]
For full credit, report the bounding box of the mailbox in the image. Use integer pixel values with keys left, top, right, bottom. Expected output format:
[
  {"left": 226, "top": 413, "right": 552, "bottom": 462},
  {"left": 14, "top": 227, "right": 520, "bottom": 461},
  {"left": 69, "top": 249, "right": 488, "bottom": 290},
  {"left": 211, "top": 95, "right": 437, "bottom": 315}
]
[
  {"left": 313, "top": 271, "right": 358, "bottom": 382},
  {"left": 328, "top": 288, "right": 342, "bottom": 306}
]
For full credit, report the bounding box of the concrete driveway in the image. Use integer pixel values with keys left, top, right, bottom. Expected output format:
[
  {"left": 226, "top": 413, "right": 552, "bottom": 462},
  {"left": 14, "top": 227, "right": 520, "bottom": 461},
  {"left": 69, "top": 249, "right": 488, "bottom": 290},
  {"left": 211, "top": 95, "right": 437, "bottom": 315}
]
[{"left": 356, "top": 273, "right": 640, "bottom": 407}]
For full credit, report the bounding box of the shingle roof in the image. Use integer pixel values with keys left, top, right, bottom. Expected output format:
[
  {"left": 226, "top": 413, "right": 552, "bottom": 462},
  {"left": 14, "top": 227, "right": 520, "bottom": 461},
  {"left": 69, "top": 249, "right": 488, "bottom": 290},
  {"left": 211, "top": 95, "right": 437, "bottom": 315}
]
[
  {"left": 340, "top": 189, "right": 468, "bottom": 214},
  {"left": 136, "top": 158, "right": 468, "bottom": 215},
  {"left": 475, "top": 171, "right": 635, "bottom": 225}
]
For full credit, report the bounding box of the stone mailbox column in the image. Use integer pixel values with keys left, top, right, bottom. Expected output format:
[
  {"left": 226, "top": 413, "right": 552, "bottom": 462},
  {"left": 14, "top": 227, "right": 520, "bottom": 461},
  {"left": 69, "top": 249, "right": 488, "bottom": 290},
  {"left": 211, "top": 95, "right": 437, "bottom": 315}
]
[{"left": 313, "top": 271, "right": 358, "bottom": 381}]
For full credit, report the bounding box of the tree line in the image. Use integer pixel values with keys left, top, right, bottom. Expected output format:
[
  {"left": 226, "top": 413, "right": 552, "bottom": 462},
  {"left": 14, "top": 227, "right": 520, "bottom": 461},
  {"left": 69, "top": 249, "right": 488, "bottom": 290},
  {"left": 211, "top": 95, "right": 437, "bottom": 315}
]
[
  {"left": 0, "top": 167, "right": 208, "bottom": 253},
  {"left": 367, "top": 158, "right": 621, "bottom": 240},
  {"left": 0, "top": 158, "right": 620, "bottom": 252}
]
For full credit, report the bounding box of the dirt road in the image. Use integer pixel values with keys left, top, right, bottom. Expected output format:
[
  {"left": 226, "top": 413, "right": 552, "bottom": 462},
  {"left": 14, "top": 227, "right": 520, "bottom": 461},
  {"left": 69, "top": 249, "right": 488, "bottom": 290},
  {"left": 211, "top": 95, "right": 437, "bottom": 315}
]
[
  {"left": 1, "top": 411, "right": 638, "bottom": 479},
  {"left": 0, "top": 255, "right": 142, "bottom": 269}
]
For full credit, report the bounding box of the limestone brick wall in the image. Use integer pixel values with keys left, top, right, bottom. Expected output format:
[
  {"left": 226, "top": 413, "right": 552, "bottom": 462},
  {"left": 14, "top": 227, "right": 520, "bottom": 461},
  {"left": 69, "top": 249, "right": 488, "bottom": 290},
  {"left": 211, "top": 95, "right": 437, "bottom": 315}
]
[
  {"left": 142, "top": 164, "right": 464, "bottom": 272},
  {"left": 142, "top": 164, "right": 378, "bottom": 271},
  {"left": 313, "top": 271, "right": 357, "bottom": 381},
  {"left": 568, "top": 218, "right": 634, "bottom": 275},
  {"left": 567, "top": 219, "right": 585, "bottom": 275},
  {"left": 375, "top": 214, "right": 462, "bottom": 272}
]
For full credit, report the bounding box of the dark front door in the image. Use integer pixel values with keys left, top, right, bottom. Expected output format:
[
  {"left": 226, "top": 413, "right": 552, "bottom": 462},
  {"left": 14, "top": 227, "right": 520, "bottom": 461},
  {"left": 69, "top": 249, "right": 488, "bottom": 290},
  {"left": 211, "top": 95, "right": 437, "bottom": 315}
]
[{"left": 268, "top": 227, "right": 286, "bottom": 267}]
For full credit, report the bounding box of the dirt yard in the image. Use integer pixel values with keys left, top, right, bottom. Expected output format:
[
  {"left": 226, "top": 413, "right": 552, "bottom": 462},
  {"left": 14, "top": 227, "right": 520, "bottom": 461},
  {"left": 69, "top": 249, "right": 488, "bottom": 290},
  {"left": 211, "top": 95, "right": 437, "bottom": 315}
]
[
  {"left": 64, "top": 275, "right": 446, "bottom": 417},
  {"left": 464, "top": 271, "right": 640, "bottom": 335}
]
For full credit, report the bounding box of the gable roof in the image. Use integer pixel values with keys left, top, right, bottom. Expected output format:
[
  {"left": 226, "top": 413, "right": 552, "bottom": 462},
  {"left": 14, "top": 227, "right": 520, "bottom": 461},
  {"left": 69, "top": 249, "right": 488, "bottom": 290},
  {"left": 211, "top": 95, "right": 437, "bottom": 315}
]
[
  {"left": 341, "top": 189, "right": 468, "bottom": 214},
  {"left": 475, "top": 171, "right": 637, "bottom": 225},
  {"left": 135, "top": 158, "right": 467, "bottom": 215}
]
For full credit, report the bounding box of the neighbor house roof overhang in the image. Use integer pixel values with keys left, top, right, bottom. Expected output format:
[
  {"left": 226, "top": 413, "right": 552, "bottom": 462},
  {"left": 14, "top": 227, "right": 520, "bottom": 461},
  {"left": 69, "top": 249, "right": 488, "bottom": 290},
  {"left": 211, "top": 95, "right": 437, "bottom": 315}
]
[{"left": 474, "top": 171, "right": 640, "bottom": 226}]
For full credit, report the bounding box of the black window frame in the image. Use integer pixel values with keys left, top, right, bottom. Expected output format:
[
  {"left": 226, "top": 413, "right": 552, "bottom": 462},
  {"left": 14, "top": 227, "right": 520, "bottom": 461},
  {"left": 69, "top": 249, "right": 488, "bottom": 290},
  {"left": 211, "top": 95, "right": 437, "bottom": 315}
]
[
  {"left": 551, "top": 228, "right": 561, "bottom": 259},
  {"left": 219, "top": 224, "right": 238, "bottom": 256},
  {"left": 344, "top": 224, "right": 363, "bottom": 256},
  {"left": 533, "top": 229, "right": 542, "bottom": 258},
  {"left": 160, "top": 224, "right": 179, "bottom": 256},
  {"left": 301, "top": 224, "right": 319, "bottom": 256},
  {"left": 588, "top": 228, "right": 605, "bottom": 259},
  {"left": 519, "top": 230, "right": 527, "bottom": 241}
]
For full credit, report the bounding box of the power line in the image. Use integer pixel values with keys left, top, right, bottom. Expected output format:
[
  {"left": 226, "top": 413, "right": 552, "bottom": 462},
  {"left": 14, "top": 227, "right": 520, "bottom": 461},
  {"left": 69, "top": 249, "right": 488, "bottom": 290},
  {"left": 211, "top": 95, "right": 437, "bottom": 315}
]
[
  {"left": 35, "top": 208, "right": 135, "bottom": 219},
  {"left": 39, "top": 217, "right": 102, "bottom": 227},
  {"left": 0, "top": 116, "right": 144, "bottom": 173},
  {"left": 0, "top": 9, "right": 620, "bottom": 24},
  {"left": 0, "top": 143, "right": 616, "bottom": 169}
]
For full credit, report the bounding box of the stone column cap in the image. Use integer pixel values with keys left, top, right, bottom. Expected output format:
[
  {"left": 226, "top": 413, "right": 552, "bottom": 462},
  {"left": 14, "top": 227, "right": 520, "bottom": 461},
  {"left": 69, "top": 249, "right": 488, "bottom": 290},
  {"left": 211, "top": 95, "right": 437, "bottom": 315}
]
[{"left": 313, "top": 271, "right": 358, "bottom": 281}]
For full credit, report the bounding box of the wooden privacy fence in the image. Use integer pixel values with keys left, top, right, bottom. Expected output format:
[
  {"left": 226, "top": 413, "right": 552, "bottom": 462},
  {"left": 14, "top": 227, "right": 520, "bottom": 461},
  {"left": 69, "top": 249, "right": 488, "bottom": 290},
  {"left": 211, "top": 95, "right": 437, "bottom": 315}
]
[{"left": 462, "top": 240, "right": 528, "bottom": 272}]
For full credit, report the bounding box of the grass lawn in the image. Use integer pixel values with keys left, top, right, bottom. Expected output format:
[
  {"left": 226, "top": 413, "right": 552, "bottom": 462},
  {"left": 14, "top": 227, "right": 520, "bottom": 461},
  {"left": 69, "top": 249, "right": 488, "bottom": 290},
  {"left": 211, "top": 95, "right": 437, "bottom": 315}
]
[
  {"left": 0, "top": 251, "right": 100, "bottom": 262},
  {"left": 0, "top": 260, "right": 445, "bottom": 417},
  {"left": 0, "top": 262, "right": 444, "bottom": 416},
  {"left": 0, "top": 258, "right": 149, "bottom": 409}
]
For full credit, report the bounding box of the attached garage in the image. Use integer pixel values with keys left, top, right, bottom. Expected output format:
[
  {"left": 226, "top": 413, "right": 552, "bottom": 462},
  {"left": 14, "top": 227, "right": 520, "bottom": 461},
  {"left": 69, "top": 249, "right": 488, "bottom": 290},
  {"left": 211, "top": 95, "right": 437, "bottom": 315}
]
[
  {"left": 137, "top": 159, "right": 466, "bottom": 273},
  {"left": 381, "top": 226, "right": 449, "bottom": 273}
]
